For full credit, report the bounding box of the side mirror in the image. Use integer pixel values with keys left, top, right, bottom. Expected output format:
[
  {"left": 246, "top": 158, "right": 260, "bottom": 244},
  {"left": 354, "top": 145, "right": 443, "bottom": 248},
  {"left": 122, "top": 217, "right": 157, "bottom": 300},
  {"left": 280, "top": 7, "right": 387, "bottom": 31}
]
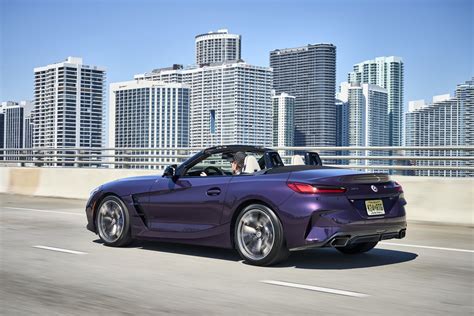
[{"left": 163, "top": 164, "right": 177, "bottom": 177}]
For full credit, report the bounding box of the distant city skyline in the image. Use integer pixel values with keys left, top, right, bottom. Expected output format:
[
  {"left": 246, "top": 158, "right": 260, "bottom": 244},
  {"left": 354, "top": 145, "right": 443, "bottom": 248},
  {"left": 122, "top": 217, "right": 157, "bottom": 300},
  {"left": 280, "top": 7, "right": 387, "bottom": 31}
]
[
  {"left": 1, "top": 0, "right": 472, "bottom": 107},
  {"left": 405, "top": 78, "right": 473, "bottom": 177}
]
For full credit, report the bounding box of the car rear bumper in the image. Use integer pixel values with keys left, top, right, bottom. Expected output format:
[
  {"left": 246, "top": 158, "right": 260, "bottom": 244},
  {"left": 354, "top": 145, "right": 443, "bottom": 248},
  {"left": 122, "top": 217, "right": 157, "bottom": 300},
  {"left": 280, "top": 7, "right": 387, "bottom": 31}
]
[{"left": 290, "top": 216, "right": 407, "bottom": 251}]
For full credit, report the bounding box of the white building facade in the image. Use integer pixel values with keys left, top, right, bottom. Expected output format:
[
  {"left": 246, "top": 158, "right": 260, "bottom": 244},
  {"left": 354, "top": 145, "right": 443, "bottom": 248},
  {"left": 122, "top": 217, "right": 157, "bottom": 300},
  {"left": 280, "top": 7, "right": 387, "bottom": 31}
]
[
  {"left": 186, "top": 62, "right": 273, "bottom": 148},
  {"left": 405, "top": 78, "right": 473, "bottom": 177},
  {"left": 272, "top": 92, "right": 295, "bottom": 149},
  {"left": 195, "top": 29, "right": 241, "bottom": 66},
  {"left": 133, "top": 30, "right": 272, "bottom": 149},
  {"left": 32, "top": 57, "right": 106, "bottom": 153},
  {"left": 338, "top": 82, "right": 389, "bottom": 167},
  {"left": 136, "top": 62, "right": 273, "bottom": 148},
  {"left": 348, "top": 56, "right": 404, "bottom": 147},
  {"left": 109, "top": 80, "right": 190, "bottom": 169}
]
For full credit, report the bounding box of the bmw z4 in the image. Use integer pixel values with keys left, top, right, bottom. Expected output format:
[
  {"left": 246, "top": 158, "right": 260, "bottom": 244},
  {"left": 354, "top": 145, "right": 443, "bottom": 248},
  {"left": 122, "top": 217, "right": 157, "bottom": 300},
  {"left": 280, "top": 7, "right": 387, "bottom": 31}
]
[{"left": 85, "top": 145, "right": 407, "bottom": 266}]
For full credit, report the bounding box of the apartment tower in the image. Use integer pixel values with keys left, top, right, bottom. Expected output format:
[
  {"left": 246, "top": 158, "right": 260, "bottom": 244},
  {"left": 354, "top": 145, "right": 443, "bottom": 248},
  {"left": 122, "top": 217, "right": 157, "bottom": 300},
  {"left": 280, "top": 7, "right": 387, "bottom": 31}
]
[{"left": 270, "top": 44, "right": 337, "bottom": 148}]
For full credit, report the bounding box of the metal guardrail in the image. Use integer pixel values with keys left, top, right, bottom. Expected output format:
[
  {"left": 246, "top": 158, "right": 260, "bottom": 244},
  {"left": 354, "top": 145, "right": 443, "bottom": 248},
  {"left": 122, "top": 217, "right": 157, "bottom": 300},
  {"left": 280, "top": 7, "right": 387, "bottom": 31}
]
[{"left": 0, "top": 146, "right": 473, "bottom": 173}]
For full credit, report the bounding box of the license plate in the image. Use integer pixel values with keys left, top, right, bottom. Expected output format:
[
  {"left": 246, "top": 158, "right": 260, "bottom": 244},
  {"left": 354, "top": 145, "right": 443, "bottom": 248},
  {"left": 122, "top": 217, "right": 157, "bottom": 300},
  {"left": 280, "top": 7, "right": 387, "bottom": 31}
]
[{"left": 365, "top": 200, "right": 385, "bottom": 216}]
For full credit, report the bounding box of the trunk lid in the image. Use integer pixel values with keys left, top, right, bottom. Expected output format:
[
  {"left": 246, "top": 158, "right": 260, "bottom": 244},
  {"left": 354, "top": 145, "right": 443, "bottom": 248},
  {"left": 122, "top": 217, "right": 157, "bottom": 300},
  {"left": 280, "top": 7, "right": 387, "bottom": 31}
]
[{"left": 288, "top": 169, "right": 401, "bottom": 219}]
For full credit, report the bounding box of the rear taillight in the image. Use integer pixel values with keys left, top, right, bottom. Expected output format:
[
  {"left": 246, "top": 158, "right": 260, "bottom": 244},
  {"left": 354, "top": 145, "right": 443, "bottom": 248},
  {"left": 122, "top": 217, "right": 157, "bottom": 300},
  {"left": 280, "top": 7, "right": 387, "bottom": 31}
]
[
  {"left": 287, "top": 182, "right": 346, "bottom": 194},
  {"left": 394, "top": 181, "right": 404, "bottom": 193}
]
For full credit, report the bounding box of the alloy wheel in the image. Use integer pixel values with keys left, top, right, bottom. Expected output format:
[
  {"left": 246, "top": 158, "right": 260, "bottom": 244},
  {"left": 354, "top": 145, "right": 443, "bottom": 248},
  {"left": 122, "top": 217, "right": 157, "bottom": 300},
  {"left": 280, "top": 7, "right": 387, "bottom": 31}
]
[
  {"left": 97, "top": 199, "right": 125, "bottom": 243},
  {"left": 237, "top": 208, "right": 275, "bottom": 261}
]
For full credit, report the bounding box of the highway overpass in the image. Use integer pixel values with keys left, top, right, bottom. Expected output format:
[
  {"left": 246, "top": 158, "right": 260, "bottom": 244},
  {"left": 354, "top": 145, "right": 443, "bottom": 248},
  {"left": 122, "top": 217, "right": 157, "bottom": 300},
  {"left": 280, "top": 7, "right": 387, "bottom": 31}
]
[{"left": 1, "top": 146, "right": 473, "bottom": 314}]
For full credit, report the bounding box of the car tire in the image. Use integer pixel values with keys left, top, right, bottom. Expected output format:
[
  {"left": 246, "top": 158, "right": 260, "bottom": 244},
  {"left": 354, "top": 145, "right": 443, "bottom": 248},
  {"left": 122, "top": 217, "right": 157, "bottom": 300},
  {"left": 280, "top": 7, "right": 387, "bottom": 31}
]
[
  {"left": 96, "top": 196, "right": 132, "bottom": 247},
  {"left": 235, "top": 204, "right": 289, "bottom": 266},
  {"left": 336, "top": 241, "right": 378, "bottom": 254}
]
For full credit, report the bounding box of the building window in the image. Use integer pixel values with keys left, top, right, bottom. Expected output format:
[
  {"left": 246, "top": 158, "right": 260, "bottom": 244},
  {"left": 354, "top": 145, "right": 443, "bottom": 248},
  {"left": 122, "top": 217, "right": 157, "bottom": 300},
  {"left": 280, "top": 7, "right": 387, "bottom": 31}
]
[{"left": 210, "top": 109, "right": 216, "bottom": 134}]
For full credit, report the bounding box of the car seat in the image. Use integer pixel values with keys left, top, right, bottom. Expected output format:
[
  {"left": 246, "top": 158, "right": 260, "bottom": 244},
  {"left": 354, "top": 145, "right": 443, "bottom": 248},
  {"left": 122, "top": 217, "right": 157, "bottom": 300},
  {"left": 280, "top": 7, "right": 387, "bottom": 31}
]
[
  {"left": 290, "top": 155, "right": 305, "bottom": 165},
  {"left": 242, "top": 156, "right": 261, "bottom": 174}
]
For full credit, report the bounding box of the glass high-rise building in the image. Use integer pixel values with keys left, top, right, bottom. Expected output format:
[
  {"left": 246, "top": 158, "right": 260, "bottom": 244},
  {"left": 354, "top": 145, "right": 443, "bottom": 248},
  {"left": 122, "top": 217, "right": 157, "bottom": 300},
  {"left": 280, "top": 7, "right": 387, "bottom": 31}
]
[
  {"left": 348, "top": 56, "right": 404, "bottom": 147},
  {"left": 405, "top": 78, "right": 473, "bottom": 177},
  {"left": 0, "top": 101, "right": 34, "bottom": 147},
  {"left": 270, "top": 44, "right": 337, "bottom": 148},
  {"left": 195, "top": 29, "right": 241, "bottom": 66},
  {"left": 32, "top": 57, "right": 105, "bottom": 153},
  {"left": 0, "top": 101, "right": 34, "bottom": 161},
  {"left": 109, "top": 80, "right": 190, "bottom": 169},
  {"left": 2, "top": 101, "right": 25, "bottom": 149}
]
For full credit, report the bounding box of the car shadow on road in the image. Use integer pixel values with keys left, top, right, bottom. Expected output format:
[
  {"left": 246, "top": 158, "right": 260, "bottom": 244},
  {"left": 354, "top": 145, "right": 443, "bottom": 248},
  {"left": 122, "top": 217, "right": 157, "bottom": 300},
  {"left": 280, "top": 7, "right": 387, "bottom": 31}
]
[
  {"left": 96, "top": 239, "right": 418, "bottom": 269},
  {"left": 141, "top": 241, "right": 243, "bottom": 262},
  {"left": 94, "top": 239, "right": 242, "bottom": 262},
  {"left": 275, "top": 248, "right": 418, "bottom": 269}
]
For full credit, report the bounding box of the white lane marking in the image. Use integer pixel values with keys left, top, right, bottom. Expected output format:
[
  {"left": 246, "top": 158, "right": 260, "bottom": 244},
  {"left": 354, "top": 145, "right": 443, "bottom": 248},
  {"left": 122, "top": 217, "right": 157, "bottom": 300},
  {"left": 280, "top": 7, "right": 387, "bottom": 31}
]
[
  {"left": 380, "top": 242, "right": 474, "bottom": 254},
  {"left": 33, "top": 245, "right": 87, "bottom": 255},
  {"left": 260, "top": 280, "right": 369, "bottom": 298},
  {"left": 5, "top": 207, "right": 83, "bottom": 216}
]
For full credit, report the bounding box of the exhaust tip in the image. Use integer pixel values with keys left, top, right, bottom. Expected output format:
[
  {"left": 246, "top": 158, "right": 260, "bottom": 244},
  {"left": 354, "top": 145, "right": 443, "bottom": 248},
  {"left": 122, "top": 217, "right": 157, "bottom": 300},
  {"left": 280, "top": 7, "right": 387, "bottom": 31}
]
[{"left": 330, "top": 236, "right": 350, "bottom": 247}]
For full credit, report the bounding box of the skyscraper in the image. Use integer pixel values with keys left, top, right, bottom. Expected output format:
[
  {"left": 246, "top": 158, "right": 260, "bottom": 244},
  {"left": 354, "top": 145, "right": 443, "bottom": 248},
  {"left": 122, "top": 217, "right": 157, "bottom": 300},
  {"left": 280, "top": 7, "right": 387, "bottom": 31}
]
[
  {"left": 405, "top": 78, "right": 473, "bottom": 177},
  {"left": 137, "top": 62, "right": 273, "bottom": 148},
  {"left": 456, "top": 79, "right": 474, "bottom": 147},
  {"left": 109, "top": 80, "right": 190, "bottom": 169},
  {"left": 270, "top": 44, "right": 337, "bottom": 147},
  {"left": 32, "top": 57, "right": 106, "bottom": 156},
  {"left": 2, "top": 101, "right": 24, "bottom": 149},
  {"left": 337, "top": 82, "right": 389, "bottom": 168},
  {"left": 0, "top": 101, "right": 33, "bottom": 161},
  {"left": 136, "top": 30, "right": 273, "bottom": 148},
  {"left": 1, "top": 101, "right": 34, "bottom": 147},
  {"left": 348, "top": 56, "right": 404, "bottom": 146},
  {"left": 272, "top": 92, "right": 295, "bottom": 156},
  {"left": 190, "top": 63, "right": 272, "bottom": 148},
  {"left": 195, "top": 29, "right": 241, "bottom": 66}
]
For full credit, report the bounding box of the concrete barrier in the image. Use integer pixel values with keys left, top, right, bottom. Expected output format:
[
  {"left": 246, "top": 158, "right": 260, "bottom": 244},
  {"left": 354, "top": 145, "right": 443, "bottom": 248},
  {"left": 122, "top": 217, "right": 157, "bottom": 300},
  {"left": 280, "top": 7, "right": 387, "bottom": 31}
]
[
  {"left": 391, "top": 176, "right": 473, "bottom": 225},
  {"left": 0, "top": 167, "right": 161, "bottom": 200},
  {"left": 1, "top": 167, "right": 472, "bottom": 225}
]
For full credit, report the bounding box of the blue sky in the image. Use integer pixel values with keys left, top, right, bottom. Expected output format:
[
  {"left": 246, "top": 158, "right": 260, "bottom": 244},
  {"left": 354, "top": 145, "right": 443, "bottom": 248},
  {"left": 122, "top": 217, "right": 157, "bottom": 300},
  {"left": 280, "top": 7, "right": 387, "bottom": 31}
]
[{"left": 1, "top": 0, "right": 472, "bottom": 109}]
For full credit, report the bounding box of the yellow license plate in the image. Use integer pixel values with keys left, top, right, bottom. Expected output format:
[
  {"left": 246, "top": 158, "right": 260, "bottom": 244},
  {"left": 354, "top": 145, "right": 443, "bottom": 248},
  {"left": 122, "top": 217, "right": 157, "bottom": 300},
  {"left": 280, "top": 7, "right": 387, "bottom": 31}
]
[{"left": 365, "top": 200, "right": 385, "bottom": 216}]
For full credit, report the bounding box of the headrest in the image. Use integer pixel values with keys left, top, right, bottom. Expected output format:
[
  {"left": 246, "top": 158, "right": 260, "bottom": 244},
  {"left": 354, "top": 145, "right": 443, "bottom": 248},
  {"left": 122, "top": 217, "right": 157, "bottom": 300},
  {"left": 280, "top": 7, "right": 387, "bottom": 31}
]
[
  {"left": 291, "top": 155, "right": 305, "bottom": 165},
  {"left": 242, "top": 155, "right": 261, "bottom": 174}
]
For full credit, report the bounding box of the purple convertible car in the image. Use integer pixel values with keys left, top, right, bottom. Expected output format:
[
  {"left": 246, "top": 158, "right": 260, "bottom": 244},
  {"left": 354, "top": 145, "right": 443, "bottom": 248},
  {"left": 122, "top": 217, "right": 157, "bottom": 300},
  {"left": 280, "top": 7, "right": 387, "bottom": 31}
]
[{"left": 86, "top": 145, "right": 407, "bottom": 266}]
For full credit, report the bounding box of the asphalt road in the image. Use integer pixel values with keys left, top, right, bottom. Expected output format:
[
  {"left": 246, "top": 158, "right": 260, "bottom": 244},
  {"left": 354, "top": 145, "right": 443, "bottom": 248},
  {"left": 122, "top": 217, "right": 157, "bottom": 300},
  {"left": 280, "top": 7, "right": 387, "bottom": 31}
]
[{"left": 1, "top": 193, "right": 473, "bottom": 315}]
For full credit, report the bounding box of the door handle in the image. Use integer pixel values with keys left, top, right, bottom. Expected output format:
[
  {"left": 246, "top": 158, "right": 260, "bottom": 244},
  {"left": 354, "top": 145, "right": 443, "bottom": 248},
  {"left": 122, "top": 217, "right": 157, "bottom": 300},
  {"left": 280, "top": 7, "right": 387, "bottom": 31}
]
[{"left": 206, "top": 188, "right": 221, "bottom": 196}]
